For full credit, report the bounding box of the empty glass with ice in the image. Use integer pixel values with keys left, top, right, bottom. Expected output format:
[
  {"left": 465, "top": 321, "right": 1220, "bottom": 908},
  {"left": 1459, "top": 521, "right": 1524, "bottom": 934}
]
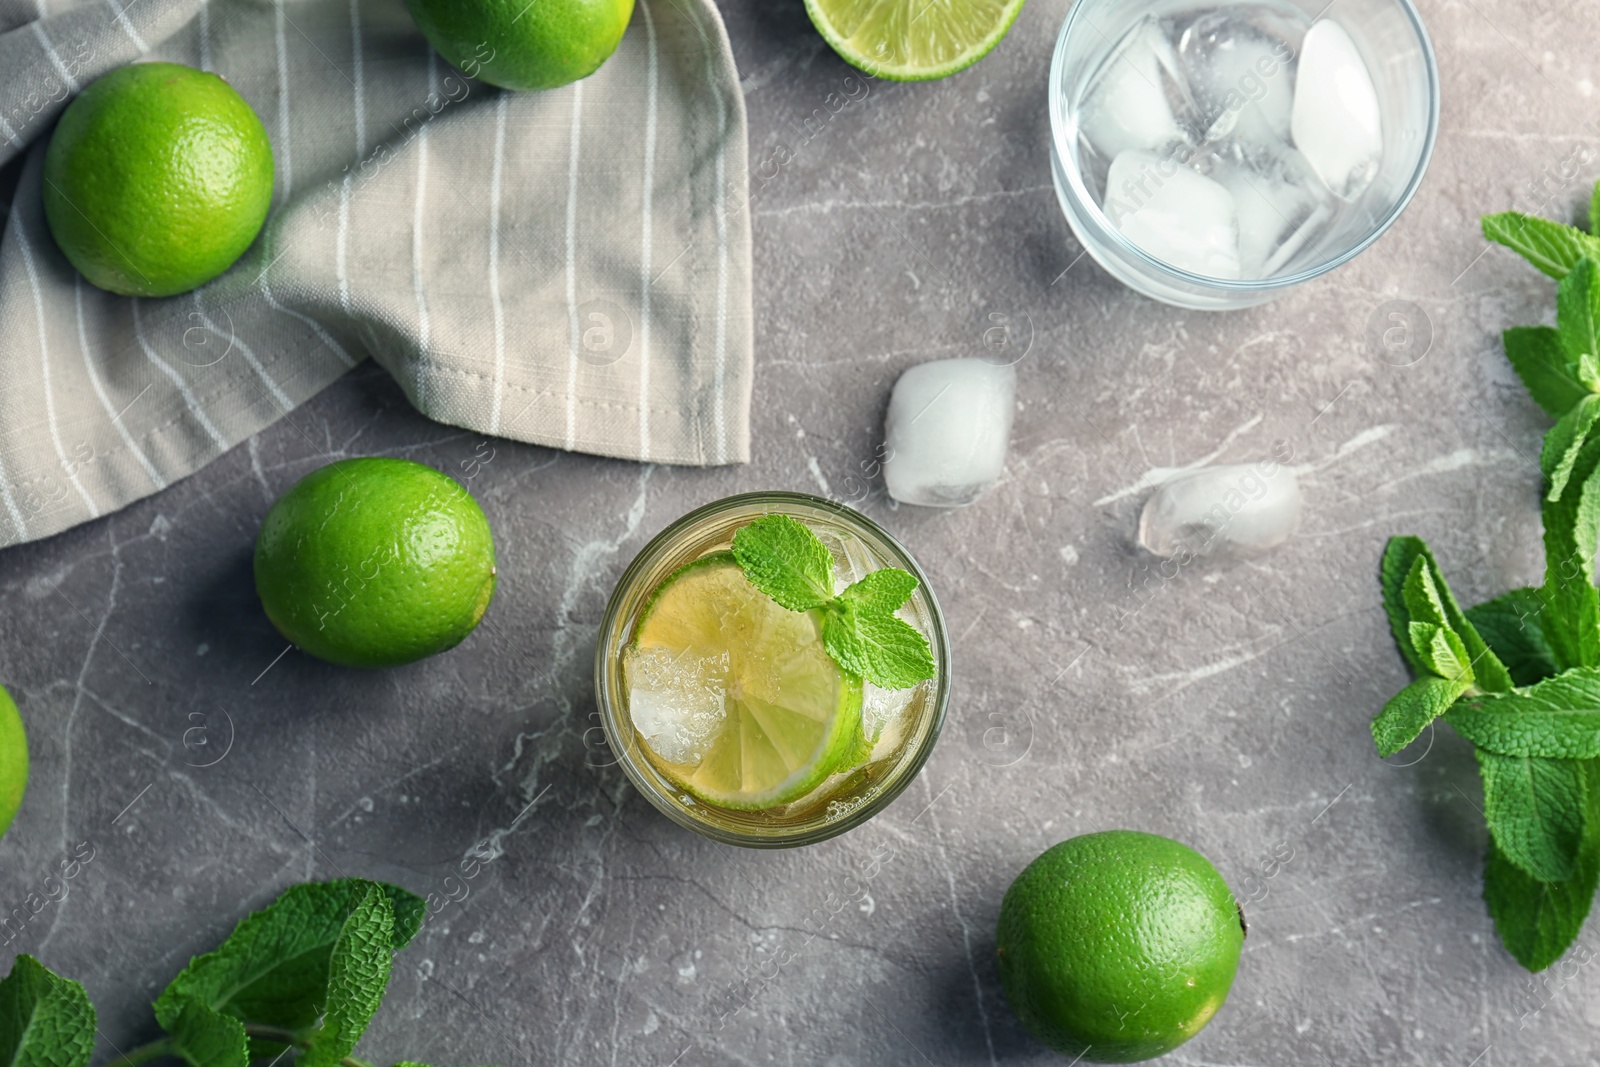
[{"left": 1049, "top": 0, "right": 1438, "bottom": 308}]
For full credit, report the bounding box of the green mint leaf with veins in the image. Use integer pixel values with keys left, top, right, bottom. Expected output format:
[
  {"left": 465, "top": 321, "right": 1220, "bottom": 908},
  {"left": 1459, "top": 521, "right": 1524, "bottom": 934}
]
[
  {"left": 0, "top": 955, "right": 95, "bottom": 1067},
  {"left": 1504, "top": 326, "right": 1592, "bottom": 418},
  {"left": 823, "top": 603, "right": 936, "bottom": 689},
  {"left": 1371, "top": 674, "right": 1472, "bottom": 758},
  {"left": 154, "top": 879, "right": 425, "bottom": 1060},
  {"left": 1386, "top": 543, "right": 1513, "bottom": 692},
  {"left": 733, "top": 515, "right": 935, "bottom": 689},
  {"left": 300, "top": 884, "right": 394, "bottom": 1067},
  {"left": 731, "top": 514, "right": 836, "bottom": 612},
  {"left": 1381, "top": 538, "right": 1436, "bottom": 677},
  {"left": 1466, "top": 588, "right": 1560, "bottom": 687},
  {"left": 1485, "top": 760, "right": 1600, "bottom": 972},
  {"left": 1409, "top": 623, "right": 1472, "bottom": 681},
  {"left": 1542, "top": 395, "right": 1600, "bottom": 501},
  {"left": 1483, "top": 212, "right": 1600, "bottom": 280},
  {"left": 838, "top": 567, "right": 920, "bottom": 616},
  {"left": 1540, "top": 433, "right": 1600, "bottom": 671},
  {"left": 1559, "top": 258, "right": 1600, "bottom": 382},
  {"left": 1447, "top": 668, "right": 1600, "bottom": 759},
  {"left": 1478, "top": 750, "right": 1589, "bottom": 883},
  {"left": 164, "top": 1000, "right": 248, "bottom": 1067}
]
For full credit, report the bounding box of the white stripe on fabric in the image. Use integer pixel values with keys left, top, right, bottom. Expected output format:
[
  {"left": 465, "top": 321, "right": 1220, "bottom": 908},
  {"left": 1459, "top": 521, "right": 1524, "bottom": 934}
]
[
  {"left": 563, "top": 79, "right": 584, "bottom": 451},
  {"left": 198, "top": 0, "right": 210, "bottom": 72},
  {"left": 637, "top": 0, "right": 659, "bottom": 460},
  {"left": 104, "top": 0, "right": 149, "bottom": 53},
  {"left": 31, "top": 22, "right": 81, "bottom": 93},
  {"left": 74, "top": 278, "right": 165, "bottom": 490},
  {"left": 486, "top": 92, "right": 508, "bottom": 434},
  {"left": 698, "top": 2, "right": 731, "bottom": 465},
  {"left": 274, "top": 0, "right": 293, "bottom": 199},
  {"left": 14, "top": 220, "right": 98, "bottom": 516},
  {"left": 337, "top": 172, "right": 353, "bottom": 313},
  {"left": 192, "top": 293, "right": 293, "bottom": 410},
  {"left": 131, "top": 300, "right": 229, "bottom": 450},
  {"left": 349, "top": 0, "right": 366, "bottom": 156},
  {"left": 412, "top": 49, "right": 436, "bottom": 412}
]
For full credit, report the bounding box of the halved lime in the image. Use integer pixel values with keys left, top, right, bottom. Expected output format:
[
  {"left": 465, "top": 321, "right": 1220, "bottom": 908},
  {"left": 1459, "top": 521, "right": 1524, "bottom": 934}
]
[
  {"left": 803, "top": 0, "right": 1028, "bottom": 82},
  {"left": 624, "top": 552, "right": 863, "bottom": 810}
]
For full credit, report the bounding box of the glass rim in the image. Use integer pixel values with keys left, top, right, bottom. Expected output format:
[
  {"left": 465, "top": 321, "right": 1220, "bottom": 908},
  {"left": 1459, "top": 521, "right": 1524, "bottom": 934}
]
[
  {"left": 592, "top": 491, "right": 953, "bottom": 849},
  {"left": 1047, "top": 0, "right": 1441, "bottom": 294}
]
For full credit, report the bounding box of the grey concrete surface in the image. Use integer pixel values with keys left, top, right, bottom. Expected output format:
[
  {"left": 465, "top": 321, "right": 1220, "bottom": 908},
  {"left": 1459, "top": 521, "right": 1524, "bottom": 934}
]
[{"left": 2, "top": 0, "right": 1598, "bottom": 1063}]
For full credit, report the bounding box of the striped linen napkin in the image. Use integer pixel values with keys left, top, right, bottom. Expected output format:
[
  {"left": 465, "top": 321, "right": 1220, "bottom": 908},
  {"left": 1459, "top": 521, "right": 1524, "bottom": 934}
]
[{"left": 0, "top": 0, "right": 752, "bottom": 549}]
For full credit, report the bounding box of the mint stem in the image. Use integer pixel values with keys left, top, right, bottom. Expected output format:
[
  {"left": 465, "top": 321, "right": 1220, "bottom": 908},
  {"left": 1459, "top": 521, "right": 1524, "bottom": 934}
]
[
  {"left": 245, "top": 1024, "right": 377, "bottom": 1067},
  {"left": 106, "top": 1026, "right": 377, "bottom": 1067},
  {"left": 103, "top": 1039, "right": 174, "bottom": 1067}
]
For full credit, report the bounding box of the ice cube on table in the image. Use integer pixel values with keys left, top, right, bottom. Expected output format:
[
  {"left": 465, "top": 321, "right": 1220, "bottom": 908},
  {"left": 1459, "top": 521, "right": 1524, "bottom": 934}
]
[
  {"left": 624, "top": 646, "right": 727, "bottom": 766},
  {"left": 1079, "top": 16, "right": 1198, "bottom": 160},
  {"left": 1104, "top": 150, "right": 1241, "bottom": 279},
  {"left": 1290, "top": 20, "right": 1382, "bottom": 199},
  {"left": 1208, "top": 145, "right": 1334, "bottom": 277},
  {"left": 883, "top": 358, "right": 1015, "bottom": 508},
  {"left": 1137, "top": 463, "right": 1302, "bottom": 561},
  {"left": 1177, "top": 10, "right": 1299, "bottom": 144}
]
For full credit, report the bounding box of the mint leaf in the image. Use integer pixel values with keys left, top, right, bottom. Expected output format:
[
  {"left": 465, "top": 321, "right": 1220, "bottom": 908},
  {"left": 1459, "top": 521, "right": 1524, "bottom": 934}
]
[
  {"left": 1371, "top": 674, "right": 1472, "bottom": 757},
  {"left": 838, "top": 568, "right": 919, "bottom": 616},
  {"left": 1447, "top": 668, "right": 1600, "bottom": 758},
  {"left": 1504, "top": 326, "right": 1591, "bottom": 418},
  {"left": 1410, "top": 623, "right": 1472, "bottom": 681},
  {"left": 1466, "top": 588, "right": 1560, "bottom": 687},
  {"left": 1402, "top": 555, "right": 1448, "bottom": 628},
  {"left": 1391, "top": 544, "right": 1514, "bottom": 692},
  {"left": 1541, "top": 434, "right": 1600, "bottom": 670},
  {"left": 1381, "top": 538, "right": 1434, "bottom": 677},
  {"left": 1559, "top": 258, "right": 1600, "bottom": 381},
  {"left": 155, "top": 879, "right": 425, "bottom": 1058},
  {"left": 1592, "top": 179, "right": 1600, "bottom": 237},
  {"left": 1479, "top": 750, "right": 1589, "bottom": 882},
  {"left": 1483, "top": 212, "right": 1600, "bottom": 279},
  {"left": 164, "top": 1000, "right": 247, "bottom": 1067},
  {"left": 731, "top": 514, "right": 836, "bottom": 612},
  {"left": 1542, "top": 394, "right": 1600, "bottom": 501},
  {"left": 823, "top": 604, "right": 936, "bottom": 689},
  {"left": 1485, "top": 760, "right": 1600, "bottom": 971},
  {"left": 0, "top": 956, "right": 95, "bottom": 1067},
  {"left": 301, "top": 885, "right": 394, "bottom": 1067}
]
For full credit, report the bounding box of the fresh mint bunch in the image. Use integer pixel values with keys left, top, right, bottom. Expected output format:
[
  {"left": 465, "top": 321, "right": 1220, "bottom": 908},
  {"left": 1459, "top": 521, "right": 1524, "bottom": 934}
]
[
  {"left": 1374, "top": 185, "right": 1600, "bottom": 972},
  {"left": 731, "top": 514, "right": 936, "bottom": 689},
  {"left": 0, "top": 879, "right": 486, "bottom": 1067}
]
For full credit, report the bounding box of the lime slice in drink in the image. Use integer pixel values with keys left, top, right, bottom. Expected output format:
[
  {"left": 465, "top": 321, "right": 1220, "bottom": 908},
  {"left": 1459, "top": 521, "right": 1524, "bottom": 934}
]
[
  {"left": 624, "top": 552, "right": 864, "bottom": 810},
  {"left": 803, "top": 0, "right": 1027, "bottom": 82}
]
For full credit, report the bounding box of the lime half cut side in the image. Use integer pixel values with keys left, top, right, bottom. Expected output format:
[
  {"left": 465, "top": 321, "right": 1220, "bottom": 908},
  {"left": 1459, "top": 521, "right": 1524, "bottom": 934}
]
[
  {"left": 623, "top": 552, "right": 864, "bottom": 810},
  {"left": 803, "top": 0, "right": 1028, "bottom": 81}
]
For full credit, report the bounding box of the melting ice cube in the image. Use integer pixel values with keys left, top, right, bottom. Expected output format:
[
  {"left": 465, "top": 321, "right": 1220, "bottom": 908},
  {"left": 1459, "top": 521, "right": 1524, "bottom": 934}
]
[
  {"left": 1177, "top": 9, "right": 1300, "bottom": 144},
  {"left": 1137, "top": 463, "right": 1302, "bottom": 561},
  {"left": 1105, "top": 150, "right": 1241, "bottom": 279},
  {"left": 624, "top": 646, "right": 728, "bottom": 766},
  {"left": 1290, "top": 20, "right": 1382, "bottom": 199},
  {"left": 1079, "top": 16, "right": 1199, "bottom": 160},
  {"left": 883, "top": 358, "right": 1015, "bottom": 508},
  {"left": 1208, "top": 144, "right": 1335, "bottom": 277}
]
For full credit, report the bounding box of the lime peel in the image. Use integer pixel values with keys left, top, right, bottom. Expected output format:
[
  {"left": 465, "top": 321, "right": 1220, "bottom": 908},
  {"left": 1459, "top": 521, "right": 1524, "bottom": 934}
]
[{"left": 803, "top": 0, "right": 1028, "bottom": 82}]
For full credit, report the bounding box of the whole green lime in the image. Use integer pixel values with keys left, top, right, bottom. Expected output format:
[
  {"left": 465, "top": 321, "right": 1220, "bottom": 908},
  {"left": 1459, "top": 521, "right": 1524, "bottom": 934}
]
[
  {"left": 0, "top": 685, "right": 28, "bottom": 841},
  {"left": 255, "top": 458, "right": 497, "bottom": 669},
  {"left": 996, "top": 830, "right": 1244, "bottom": 1063},
  {"left": 404, "top": 0, "right": 635, "bottom": 91},
  {"left": 42, "top": 62, "right": 274, "bottom": 298}
]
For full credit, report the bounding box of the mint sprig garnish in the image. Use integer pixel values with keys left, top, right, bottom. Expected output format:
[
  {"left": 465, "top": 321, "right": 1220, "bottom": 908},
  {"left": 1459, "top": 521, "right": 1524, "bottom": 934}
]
[
  {"left": 731, "top": 514, "right": 936, "bottom": 689},
  {"left": 1, "top": 879, "right": 485, "bottom": 1067},
  {"left": 1375, "top": 183, "right": 1600, "bottom": 973}
]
